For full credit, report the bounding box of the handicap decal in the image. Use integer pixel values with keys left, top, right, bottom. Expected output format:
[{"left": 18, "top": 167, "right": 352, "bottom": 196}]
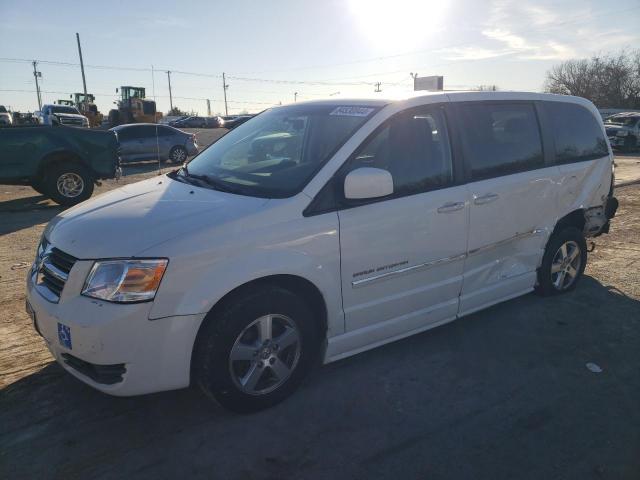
[{"left": 58, "top": 323, "right": 72, "bottom": 350}]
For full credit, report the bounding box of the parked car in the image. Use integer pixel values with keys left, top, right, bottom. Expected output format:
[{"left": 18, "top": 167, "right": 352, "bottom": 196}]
[
  {"left": 35, "top": 104, "right": 89, "bottom": 128},
  {"left": 111, "top": 123, "right": 198, "bottom": 163},
  {"left": 0, "top": 105, "right": 12, "bottom": 126},
  {"left": 169, "top": 116, "right": 220, "bottom": 128},
  {"left": 221, "top": 115, "right": 253, "bottom": 129},
  {"left": 0, "top": 124, "right": 120, "bottom": 205},
  {"left": 26, "top": 92, "right": 617, "bottom": 413},
  {"left": 604, "top": 112, "right": 640, "bottom": 152}
]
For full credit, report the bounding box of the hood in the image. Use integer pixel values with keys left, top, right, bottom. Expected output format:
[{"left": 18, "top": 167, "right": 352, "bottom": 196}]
[{"left": 45, "top": 175, "right": 268, "bottom": 259}]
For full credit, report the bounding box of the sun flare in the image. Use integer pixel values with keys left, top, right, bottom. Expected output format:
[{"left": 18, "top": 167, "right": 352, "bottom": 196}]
[{"left": 348, "top": 0, "right": 449, "bottom": 51}]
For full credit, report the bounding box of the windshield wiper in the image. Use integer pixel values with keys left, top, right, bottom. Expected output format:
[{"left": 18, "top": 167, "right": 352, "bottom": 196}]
[{"left": 176, "top": 167, "right": 241, "bottom": 194}]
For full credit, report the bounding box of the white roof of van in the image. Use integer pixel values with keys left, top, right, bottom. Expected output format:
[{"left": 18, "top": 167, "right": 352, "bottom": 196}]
[{"left": 290, "top": 91, "right": 595, "bottom": 108}]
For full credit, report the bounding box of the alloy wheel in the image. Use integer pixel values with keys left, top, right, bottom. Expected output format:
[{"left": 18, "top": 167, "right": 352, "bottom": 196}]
[
  {"left": 172, "top": 148, "right": 187, "bottom": 163},
  {"left": 228, "top": 314, "right": 301, "bottom": 396},
  {"left": 551, "top": 240, "right": 582, "bottom": 291},
  {"left": 56, "top": 172, "right": 84, "bottom": 198}
]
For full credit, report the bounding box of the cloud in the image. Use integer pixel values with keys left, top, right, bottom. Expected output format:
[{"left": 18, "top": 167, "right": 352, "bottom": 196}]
[{"left": 443, "top": 46, "right": 515, "bottom": 61}]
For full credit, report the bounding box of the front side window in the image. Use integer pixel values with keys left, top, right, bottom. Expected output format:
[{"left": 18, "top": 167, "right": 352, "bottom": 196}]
[
  {"left": 346, "top": 107, "right": 453, "bottom": 196},
  {"left": 181, "top": 104, "right": 379, "bottom": 198},
  {"left": 546, "top": 102, "right": 608, "bottom": 163},
  {"left": 457, "top": 103, "right": 544, "bottom": 180}
]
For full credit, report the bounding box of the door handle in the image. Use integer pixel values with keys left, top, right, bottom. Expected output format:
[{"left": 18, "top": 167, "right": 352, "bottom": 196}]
[
  {"left": 473, "top": 193, "right": 499, "bottom": 205},
  {"left": 437, "top": 201, "right": 465, "bottom": 213}
]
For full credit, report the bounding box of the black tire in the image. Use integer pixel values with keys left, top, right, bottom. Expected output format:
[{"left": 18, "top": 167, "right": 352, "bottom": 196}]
[
  {"left": 169, "top": 145, "right": 188, "bottom": 164},
  {"left": 536, "top": 226, "right": 587, "bottom": 296},
  {"left": 624, "top": 135, "right": 637, "bottom": 152},
  {"left": 43, "top": 162, "right": 94, "bottom": 207},
  {"left": 108, "top": 109, "right": 120, "bottom": 127},
  {"left": 31, "top": 180, "right": 46, "bottom": 195},
  {"left": 193, "top": 286, "right": 320, "bottom": 413}
]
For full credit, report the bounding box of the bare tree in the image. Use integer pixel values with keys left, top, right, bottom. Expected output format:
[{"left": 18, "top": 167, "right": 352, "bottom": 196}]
[
  {"left": 475, "top": 85, "right": 500, "bottom": 91},
  {"left": 544, "top": 50, "right": 640, "bottom": 109}
]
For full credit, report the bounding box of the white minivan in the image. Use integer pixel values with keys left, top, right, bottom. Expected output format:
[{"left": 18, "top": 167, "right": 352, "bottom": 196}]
[{"left": 26, "top": 92, "right": 618, "bottom": 412}]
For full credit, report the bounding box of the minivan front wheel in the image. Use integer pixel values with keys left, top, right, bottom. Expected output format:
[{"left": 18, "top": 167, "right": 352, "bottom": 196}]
[
  {"left": 193, "top": 286, "right": 319, "bottom": 413},
  {"left": 537, "top": 227, "right": 587, "bottom": 296}
]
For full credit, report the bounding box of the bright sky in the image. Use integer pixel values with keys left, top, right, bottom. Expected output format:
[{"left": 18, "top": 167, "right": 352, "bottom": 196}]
[{"left": 1, "top": 0, "right": 638, "bottom": 115}]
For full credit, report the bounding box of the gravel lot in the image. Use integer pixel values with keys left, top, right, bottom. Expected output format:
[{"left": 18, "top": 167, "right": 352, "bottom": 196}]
[{"left": 1, "top": 146, "right": 639, "bottom": 479}]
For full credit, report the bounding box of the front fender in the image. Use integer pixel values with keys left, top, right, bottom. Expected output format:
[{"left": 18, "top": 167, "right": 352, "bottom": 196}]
[{"left": 148, "top": 211, "right": 344, "bottom": 337}]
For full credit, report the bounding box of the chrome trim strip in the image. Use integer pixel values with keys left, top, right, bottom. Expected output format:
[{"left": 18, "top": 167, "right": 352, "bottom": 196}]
[
  {"left": 351, "top": 229, "right": 544, "bottom": 288},
  {"left": 467, "top": 228, "right": 544, "bottom": 256},
  {"left": 352, "top": 253, "right": 466, "bottom": 288},
  {"left": 42, "top": 259, "right": 69, "bottom": 283}
]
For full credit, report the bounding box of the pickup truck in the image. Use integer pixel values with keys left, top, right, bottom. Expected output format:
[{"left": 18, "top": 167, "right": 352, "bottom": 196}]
[
  {"left": 0, "top": 125, "right": 121, "bottom": 206},
  {"left": 35, "top": 104, "right": 89, "bottom": 128}
]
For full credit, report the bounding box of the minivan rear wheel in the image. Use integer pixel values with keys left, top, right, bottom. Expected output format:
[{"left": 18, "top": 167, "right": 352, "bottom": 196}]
[
  {"left": 193, "top": 286, "right": 319, "bottom": 413},
  {"left": 536, "top": 226, "right": 587, "bottom": 296}
]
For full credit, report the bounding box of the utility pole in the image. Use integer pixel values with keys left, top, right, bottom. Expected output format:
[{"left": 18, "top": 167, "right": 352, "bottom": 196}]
[
  {"left": 294, "top": 92, "right": 298, "bottom": 102},
  {"left": 410, "top": 72, "right": 418, "bottom": 91},
  {"left": 206, "top": 99, "right": 211, "bottom": 116},
  {"left": 75, "top": 33, "right": 88, "bottom": 104},
  {"left": 222, "top": 72, "right": 229, "bottom": 116},
  {"left": 374, "top": 82, "right": 382, "bottom": 93},
  {"left": 166, "top": 70, "right": 173, "bottom": 112},
  {"left": 32, "top": 61, "right": 42, "bottom": 110},
  {"left": 151, "top": 65, "right": 156, "bottom": 101}
]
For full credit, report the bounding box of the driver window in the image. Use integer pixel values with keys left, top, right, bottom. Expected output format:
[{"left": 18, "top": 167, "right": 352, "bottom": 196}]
[{"left": 348, "top": 107, "right": 453, "bottom": 196}]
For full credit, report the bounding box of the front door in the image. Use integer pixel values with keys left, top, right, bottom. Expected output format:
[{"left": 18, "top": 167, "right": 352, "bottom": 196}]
[{"left": 338, "top": 106, "right": 468, "bottom": 346}]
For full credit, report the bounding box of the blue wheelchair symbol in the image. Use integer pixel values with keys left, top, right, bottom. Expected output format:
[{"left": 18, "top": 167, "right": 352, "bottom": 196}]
[{"left": 58, "top": 323, "right": 72, "bottom": 350}]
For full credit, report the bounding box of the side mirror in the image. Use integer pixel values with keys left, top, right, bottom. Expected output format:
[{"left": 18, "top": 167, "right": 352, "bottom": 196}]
[{"left": 344, "top": 167, "right": 394, "bottom": 200}]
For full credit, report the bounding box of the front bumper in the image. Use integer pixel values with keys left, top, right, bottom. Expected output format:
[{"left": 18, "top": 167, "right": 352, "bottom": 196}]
[{"left": 26, "top": 262, "right": 204, "bottom": 396}]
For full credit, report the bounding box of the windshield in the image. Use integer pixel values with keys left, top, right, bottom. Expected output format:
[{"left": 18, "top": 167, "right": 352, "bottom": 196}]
[
  {"left": 181, "top": 104, "right": 380, "bottom": 198},
  {"left": 605, "top": 116, "right": 639, "bottom": 127},
  {"left": 51, "top": 106, "right": 80, "bottom": 114}
]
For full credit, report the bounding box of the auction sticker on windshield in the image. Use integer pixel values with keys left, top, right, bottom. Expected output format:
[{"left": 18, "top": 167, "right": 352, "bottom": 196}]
[{"left": 330, "top": 106, "right": 375, "bottom": 117}]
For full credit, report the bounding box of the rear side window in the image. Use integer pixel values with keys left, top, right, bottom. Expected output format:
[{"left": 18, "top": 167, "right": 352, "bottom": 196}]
[
  {"left": 457, "top": 103, "right": 544, "bottom": 180},
  {"left": 546, "top": 102, "right": 608, "bottom": 163},
  {"left": 116, "top": 127, "right": 137, "bottom": 141},
  {"left": 138, "top": 125, "right": 157, "bottom": 137},
  {"left": 347, "top": 107, "right": 453, "bottom": 196},
  {"left": 158, "top": 126, "right": 175, "bottom": 136}
]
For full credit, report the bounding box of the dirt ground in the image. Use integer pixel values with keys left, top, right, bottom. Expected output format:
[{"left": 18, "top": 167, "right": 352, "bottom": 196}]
[{"left": 1, "top": 147, "right": 639, "bottom": 479}]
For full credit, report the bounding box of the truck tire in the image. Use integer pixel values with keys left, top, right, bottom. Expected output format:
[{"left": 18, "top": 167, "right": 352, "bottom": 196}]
[
  {"left": 193, "top": 286, "right": 320, "bottom": 413},
  {"left": 31, "top": 180, "right": 46, "bottom": 195},
  {"left": 44, "top": 162, "right": 94, "bottom": 207},
  {"left": 108, "top": 110, "right": 120, "bottom": 127},
  {"left": 624, "top": 135, "right": 637, "bottom": 152}
]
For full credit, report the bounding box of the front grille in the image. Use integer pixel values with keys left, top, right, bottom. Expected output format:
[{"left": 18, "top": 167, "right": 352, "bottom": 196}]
[
  {"left": 61, "top": 353, "right": 126, "bottom": 385},
  {"left": 60, "top": 118, "right": 84, "bottom": 127},
  {"left": 36, "top": 244, "right": 77, "bottom": 302}
]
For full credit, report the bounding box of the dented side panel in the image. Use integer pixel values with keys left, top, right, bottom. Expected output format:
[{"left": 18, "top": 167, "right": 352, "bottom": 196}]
[{"left": 556, "top": 156, "right": 614, "bottom": 237}]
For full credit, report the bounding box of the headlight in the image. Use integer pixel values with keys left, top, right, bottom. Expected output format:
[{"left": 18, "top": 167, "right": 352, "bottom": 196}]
[
  {"left": 616, "top": 130, "right": 628, "bottom": 137},
  {"left": 82, "top": 259, "right": 168, "bottom": 303}
]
